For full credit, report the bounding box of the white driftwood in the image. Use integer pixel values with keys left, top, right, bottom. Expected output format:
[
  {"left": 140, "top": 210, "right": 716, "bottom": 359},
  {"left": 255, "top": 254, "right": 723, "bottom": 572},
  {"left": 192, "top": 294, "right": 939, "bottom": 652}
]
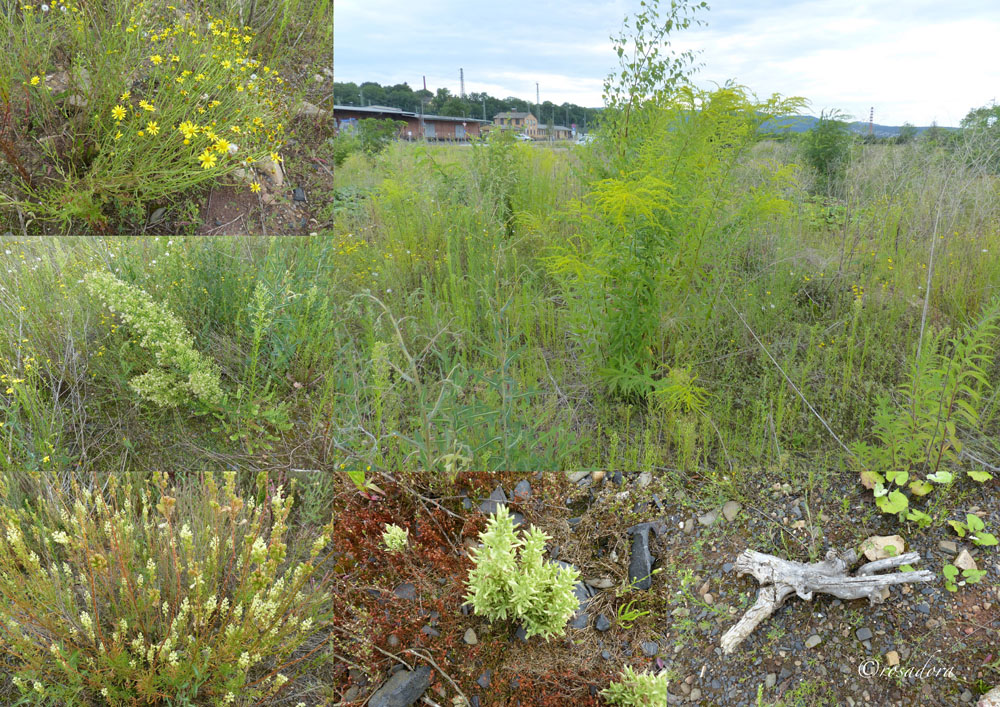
[{"left": 720, "top": 548, "right": 934, "bottom": 654}]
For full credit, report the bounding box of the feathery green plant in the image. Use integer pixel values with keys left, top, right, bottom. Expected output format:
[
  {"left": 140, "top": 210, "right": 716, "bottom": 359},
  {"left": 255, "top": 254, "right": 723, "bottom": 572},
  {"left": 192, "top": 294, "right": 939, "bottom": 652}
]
[
  {"left": 84, "top": 271, "right": 224, "bottom": 410},
  {"left": 464, "top": 505, "right": 579, "bottom": 640},
  {"left": 601, "top": 666, "right": 670, "bottom": 706}
]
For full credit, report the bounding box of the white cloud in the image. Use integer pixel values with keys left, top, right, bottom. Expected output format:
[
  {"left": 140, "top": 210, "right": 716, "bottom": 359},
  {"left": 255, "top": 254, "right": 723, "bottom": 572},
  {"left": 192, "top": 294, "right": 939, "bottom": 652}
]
[{"left": 335, "top": 0, "right": 1000, "bottom": 124}]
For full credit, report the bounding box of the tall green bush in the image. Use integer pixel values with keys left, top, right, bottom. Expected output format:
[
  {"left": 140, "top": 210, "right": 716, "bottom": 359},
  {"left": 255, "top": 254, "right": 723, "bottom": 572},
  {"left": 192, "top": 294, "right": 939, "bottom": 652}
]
[{"left": 803, "top": 110, "right": 853, "bottom": 195}]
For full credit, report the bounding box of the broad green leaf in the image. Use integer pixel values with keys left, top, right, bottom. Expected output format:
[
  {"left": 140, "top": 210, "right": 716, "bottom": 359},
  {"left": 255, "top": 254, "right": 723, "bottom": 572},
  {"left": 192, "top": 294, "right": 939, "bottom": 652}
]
[
  {"left": 906, "top": 509, "right": 932, "bottom": 527},
  {"left": 948, "top": 520, "right": 967, "bottom": 537},
  {"left": 926, "top": 471, "right": 953, "bottom": 484},
  {"left": 972, "top": 532, "right": 997, "bottom": 547},
  {"left": 942, "top": 564, "right": 958, "bottom": 580},
  {"left": 877, "top": 490, "right": 908, "bottom": 514},
  {"left": 909, "top": 480, "right": 933, "bottom": 496},
  {"left": 967, "top": 470, "right": 994, "bottom": 482},
  {"left": 966, "top": 514, "right": 985, "bottom": 532},
  {"left": 963, "top": 569, "right": 987, "bottom": 583}
]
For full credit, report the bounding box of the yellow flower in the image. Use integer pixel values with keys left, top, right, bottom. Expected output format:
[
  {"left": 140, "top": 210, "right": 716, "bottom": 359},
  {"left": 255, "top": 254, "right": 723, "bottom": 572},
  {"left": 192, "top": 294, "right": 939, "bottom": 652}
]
[
  {"left": 269, "top": 151, "right": 280, "bottom": 163},
  {"left": 137, "top": 130, "right": 144, "bottom": 136},
  {"left": 213, "top": 138, "right": 230, "bottom": 153},
  {"left": 120, "top": 91, "right": 130, "bottom": 101},
  {"left": 250, "top": 181, "right": 260, "bottom": 193},
  {"left": 30, "top": 76, "right": 40, "bottom": 86},
  {"left": 170, "top": 54, "right": 179, "bottom": 63},
  {"left": 114, "top": 131, "right": 123, "bottom": 140},
  {"left": 183, "top": 138, "right": 190, "bottom": 144},
  {"left": 111, "top": 104, "right": 126, "bottom": 121},
  {"left": 230, "top": 125, "right": 241, "bottom": 134},
  {"left": 42, "top": 455, "right": 50, "bottom": 463},
  {"left": 146, "top": 121, "right": 159, "bottom": 136},
  {"left": 178, "top": 120, "right": 198, "bottom": 138},
  {"left": 197, "top": 107, "right": 205, "bottom": 114},
  {"left": 198, "top": 150, "right": 217, "bottom": 169},
  {"left": 252, "top": 117, "right": 263, "bottom": 127},
  {"left": 150, "top": 54, "right": 163, "bottom": 65},
  {"left": 221, "top": 59, "right": 232, "bottom": 69},
  {"left": 175, "top": 76, "right": 185, "bottom": 84}
]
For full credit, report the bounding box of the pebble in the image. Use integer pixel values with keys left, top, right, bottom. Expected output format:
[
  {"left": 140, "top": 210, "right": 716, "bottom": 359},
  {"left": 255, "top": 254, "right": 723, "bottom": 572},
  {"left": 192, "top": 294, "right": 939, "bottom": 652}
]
[
  {"left": 393, "top": 583, "right": 417, "bottom": 600},
  {"left": 476, "top": 670, "right": 491, "bottom": 689},
  {"left": 463, "top": 628, "right": 477, "bottom": 645},
  {"left": 698, "top": 509, "right": 719, "bottom": 527},
  {"left": 886, "top": 650, "right": 899, "bottom": 666},
  {"left": 689, "top": 688, "right": 702, "bottom": 701},
  {"left": 513, "top": 479, "right": 532, "bottom": 501},
  {"left": 722, "top": 500, "right": 741, "bottom": 521},
  {"left": 805, "top": 634, "right": 822, "bottom": 648},
  {"left": 765, "top": 673, "right": 776, "bottom": 688},
  {"left": 641, "top": 641, "right": 659, "bottom": 656},
  {"left": 939, "top": 540, "right": 958, "bottom": 553},
  {"left": 595, "top": 614, "right": 612, "bottom": 632},
  {"left": 856, "top": 627, "right": 873, "bottom": 641}
]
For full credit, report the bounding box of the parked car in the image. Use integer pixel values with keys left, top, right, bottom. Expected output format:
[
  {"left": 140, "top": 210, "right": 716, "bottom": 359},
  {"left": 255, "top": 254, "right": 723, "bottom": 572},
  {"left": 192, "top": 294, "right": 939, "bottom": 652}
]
[
  {"left": 575, "top": 134, "right": 595, "bottom": 145},
  {"left": 514, "top": 133, "right": 533, "bottom": 142}
]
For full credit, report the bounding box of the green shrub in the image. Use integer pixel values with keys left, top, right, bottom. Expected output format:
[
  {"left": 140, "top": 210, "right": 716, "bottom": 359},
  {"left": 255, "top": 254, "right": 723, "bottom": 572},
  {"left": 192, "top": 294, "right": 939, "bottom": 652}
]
[
  {"left": 84, "top": 270, "right": 225, "bottom": 410},
  {"left": 356, "top": 118, "right": 404, "bottom": 157},
  {"left": 601, "top": 666, "right": 670, "bottom": 706},
  {"left": 803, "top": 110, "right": 853, "bottom": 194},
  {"left": 0, "top": 472, "right": 334, "bottom": 706},
  {"left": 464, "top": 505, "right": 579, "bottom": 640}
]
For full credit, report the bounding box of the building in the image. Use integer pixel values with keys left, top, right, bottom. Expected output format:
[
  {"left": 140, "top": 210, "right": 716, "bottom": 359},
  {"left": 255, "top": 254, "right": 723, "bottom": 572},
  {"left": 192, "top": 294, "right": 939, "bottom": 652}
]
[
  {"left": 332, "top": 105, "right": 488, "bottom": 141},
  {"left": 540, "top": 124, "right": 572, "bottom": 140},
  {"left": 493, "top": 111, "right": 539, "bottom": 137}
]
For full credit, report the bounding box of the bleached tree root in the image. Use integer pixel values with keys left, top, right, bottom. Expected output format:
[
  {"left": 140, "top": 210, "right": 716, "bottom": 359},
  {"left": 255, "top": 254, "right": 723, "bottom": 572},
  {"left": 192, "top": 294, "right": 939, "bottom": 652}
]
[{"left": 720, "top": 548, "right": 935, "bottom": 654}]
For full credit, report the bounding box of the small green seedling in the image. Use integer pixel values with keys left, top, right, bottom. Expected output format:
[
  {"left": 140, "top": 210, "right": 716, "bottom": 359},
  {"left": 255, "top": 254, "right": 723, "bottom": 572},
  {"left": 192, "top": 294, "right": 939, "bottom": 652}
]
[
  {"left": 381, "top": 523, "right": 409, "bottom": 553},
  {"left": 948, "top": 513, "right": 998, "bottom": 547},
  {"left": 943, "top": 563, "right": 987, "bottom": 592},
  {"left": 616, "top": 599, "right": 650, "bottom": 629}
]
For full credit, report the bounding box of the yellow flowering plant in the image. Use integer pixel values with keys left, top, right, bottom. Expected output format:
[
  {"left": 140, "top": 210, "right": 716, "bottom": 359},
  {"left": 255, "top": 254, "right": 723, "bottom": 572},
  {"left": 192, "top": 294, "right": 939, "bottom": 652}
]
[
  {"left": 6, "top": 1, "right": 292, "bottom": 230},
  {"left": 0, "top": 472, "right": 336, "bottom": 706}
]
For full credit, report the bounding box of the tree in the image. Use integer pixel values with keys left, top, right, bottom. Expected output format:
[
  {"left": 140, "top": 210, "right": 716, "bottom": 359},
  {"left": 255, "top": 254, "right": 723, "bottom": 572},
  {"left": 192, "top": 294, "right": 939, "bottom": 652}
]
[
  {"left": 440, "top": 97, "right": 467, "bottom": 117},
  {"left": 804, "top": 110, "right": 853, "bottom": 195},
  {"left": 896, "top": 123, "right": 917, "bottom": 144},
  {"left": 961, "top": 101, "right": 1000, "bottom": 132}
]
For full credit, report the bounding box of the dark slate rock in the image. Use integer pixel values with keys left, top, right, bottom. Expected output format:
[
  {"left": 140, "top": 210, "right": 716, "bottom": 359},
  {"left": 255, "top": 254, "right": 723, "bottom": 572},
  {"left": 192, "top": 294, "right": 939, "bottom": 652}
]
[
  {"left": 641, "top": 641, "right": 659, "bottom": 656},
  {"left": 393, "top": 583, "right": 417, "bottom": 600},
  {"left": 476, "top": 670, "right": 492, "bottom": 689},
  {"left": 420, "top": 625, "right": 440, "bottom": 637},
  {"left": 480, "top": 486, "right": 508, "bottom": 515},
  {"left": 612, "top": 471, "right": 623, "bottom": 486},
  {"left": 856, "top": 627, "right": 873, "bottom": 641},
  {"left": 515, "top": 625, "right": 528, "bottom": 641},
  {"left": 628, "top": 525, "right": 654, "bottom": 590},
  {"left": 368, "top": 666, "right": 432, "bottom": 707},
  {"left": 723, "top": 563, "right": 734, "bottom": 573},
  {"left": 595, "top": 614, "right": 611, "bottom": 632},
  {"left": 461, "top": 497, "right": 473, "bottom": 510},
  {"left": 513, "top": 479, "right": 532, "bottom": 501},
  {"left": 916, "top": 602, "right": 930, "bottom": 614},
  {"left": 471, "top": 697, "right": 480, "bottom": 707},
  {"left": 601, "top": 650, "right": 612, "bottom": 660},
  {"left": 567, "top": 516, "right": 583, "bottom": 529},
  {"left": 511, "top": 511, "right": 525, "bottom": 528},
  {"left": 778, "top": 667, "right": 792, "bottom": 681},
  {"left": 569, "top": 611, "right": 590, "bottom": 629},
  {"left": 550, "top": 544, "right": 560, "bottom": 560}
]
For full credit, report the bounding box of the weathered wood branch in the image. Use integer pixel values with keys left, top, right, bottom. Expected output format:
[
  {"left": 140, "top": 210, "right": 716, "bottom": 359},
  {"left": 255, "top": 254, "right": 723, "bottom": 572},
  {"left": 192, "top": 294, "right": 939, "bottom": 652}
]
[{"left": 720, "top": 548, "right": 935, "bottom": 654}]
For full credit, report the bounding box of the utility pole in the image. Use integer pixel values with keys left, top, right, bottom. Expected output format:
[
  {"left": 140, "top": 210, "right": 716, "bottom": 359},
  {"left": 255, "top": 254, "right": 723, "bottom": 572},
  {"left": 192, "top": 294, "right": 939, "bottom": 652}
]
[
  {"left": 460, "top": 68, "right": 465, "bottom": 99},
  {"left": 868, "top": 106, "right": 874, "bottom": 136},
  {"left": 482, "top": 97, "right": 486, "bottom": 121},
  {"left": 536, "top": 82, "right": 539, "bottom": 120}
]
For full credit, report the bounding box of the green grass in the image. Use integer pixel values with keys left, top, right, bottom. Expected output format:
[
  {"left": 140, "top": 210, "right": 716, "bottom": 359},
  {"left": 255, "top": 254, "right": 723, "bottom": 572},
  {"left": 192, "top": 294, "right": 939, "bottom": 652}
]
[{"left": 2, "top": 120, "right": 999, "bottom": 476}]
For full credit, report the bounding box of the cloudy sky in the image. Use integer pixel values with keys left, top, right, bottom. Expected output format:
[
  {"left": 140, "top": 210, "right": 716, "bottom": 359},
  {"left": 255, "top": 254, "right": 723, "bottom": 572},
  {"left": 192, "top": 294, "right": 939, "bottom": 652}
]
[{"left": 334, "top": 0, "right": 1000, "bottom": 126}]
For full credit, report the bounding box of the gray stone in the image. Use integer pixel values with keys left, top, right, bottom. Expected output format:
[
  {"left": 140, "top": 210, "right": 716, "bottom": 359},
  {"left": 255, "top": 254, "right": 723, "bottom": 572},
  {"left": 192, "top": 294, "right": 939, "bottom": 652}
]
[
  {"left": 368, "top": 666, "right": 432, "bottom": 707},
  {"left": 147, "top": 207, "right": 166, "bottom": 225},
  {"left": 420, "top": 625, "right": 439, "bottom": 638},
  {"left": 463, "top": 628, "right": 477, "bottom": 645},
  {"left": 765, "top": 673, "right": 776, "bottom": 688},
  {"left": 938, "top": 540, "right": 958, "bottom": 553},
  {"left": 698, "top": 509, "right": 719, "bottom": 527},
  {"left": 595, "top": 614, "right": 611, "bottom": 632},
  {"left": 513, "top": 479, "right": 532, "bottom": 501},
  {"left": 393, "top": 583, "right": 417, "bottom": 600},
  {"left": 295, "top": 99, "right": 329, "bottom": 118},
  {"left": 479, "top": 486, "right": 508, "bottom": 515},
  {"left": 722, "top": 501, "right": 742, "bottom": 522},
  {"left": 569, "top": 611, "right": 590, "bottom": 629},
  {"left": 856, "top": 627, "right": 873, "bottom": 642},
  {"left": 689, "top": 688, "right": 702, "bottom": 701},
  {"left": 641, "top": 641, "right": 659, "bottom": 656},
  {"left": 805, "top": 634, "right": 822, "bottom": 648},
  {"left": 601, "top": 649, "right": 611, "bottom": 660},
  {"left": 476, "top": 670, "right": 492, "bottom": 689},
  {"left": 916, "top": 602, "right": 930, "bottom": 614},
  {"left": 628, "top": 524, "right": 654, "bottom": 590},
  {"left": 293, "top": 187, "right": 306, "bottom": 202},
  {"left": 255, "top": 156, "right": 284, "bottom": 189}
]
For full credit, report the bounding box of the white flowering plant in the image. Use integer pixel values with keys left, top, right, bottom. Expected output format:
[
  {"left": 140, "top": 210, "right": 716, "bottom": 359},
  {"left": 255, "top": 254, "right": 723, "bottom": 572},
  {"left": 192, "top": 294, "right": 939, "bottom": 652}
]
[
  {"left": 464, "top": 505, "right": 579, "bottom": 640},
  {"left": 381, "top": 523, "right": 409, "bottom": 553},
  {"left": 84, "top": 270, "right": 225, "bottom": 410},
  {"left": 0, "top": 472, "right": 335, "bottom": 706},
  {"left": 600, "top": 666, "right": 670, "bottom": 706}
]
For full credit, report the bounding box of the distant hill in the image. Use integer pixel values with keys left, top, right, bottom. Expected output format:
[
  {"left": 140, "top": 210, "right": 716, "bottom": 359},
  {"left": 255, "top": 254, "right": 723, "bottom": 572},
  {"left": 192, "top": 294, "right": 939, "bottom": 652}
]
[{"left": 763, "top": 115, "right": 958, "bottom": 138}]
